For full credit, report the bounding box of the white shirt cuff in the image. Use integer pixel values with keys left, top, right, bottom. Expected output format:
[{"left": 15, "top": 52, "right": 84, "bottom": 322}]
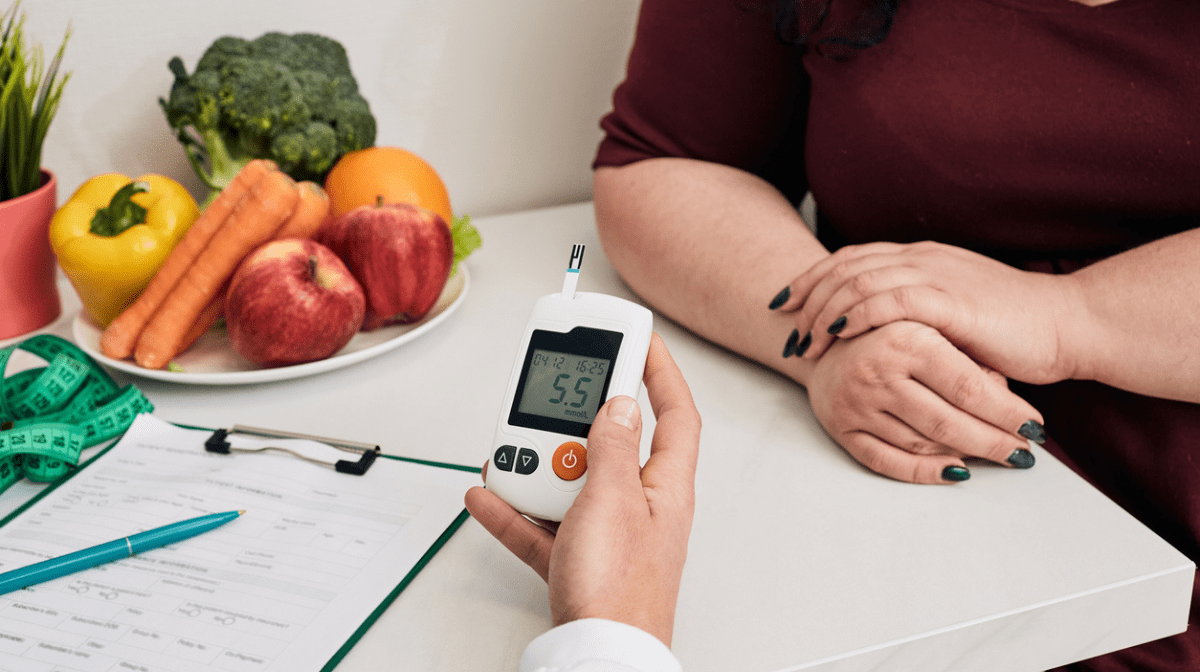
[{"left": 520, "top": 618, "right": 683, "bottom": 672}]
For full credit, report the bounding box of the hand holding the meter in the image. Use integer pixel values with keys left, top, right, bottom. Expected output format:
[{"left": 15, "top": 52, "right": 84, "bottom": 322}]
[{"left": 465, "top": 334, "right": 701, "bottom": 647}]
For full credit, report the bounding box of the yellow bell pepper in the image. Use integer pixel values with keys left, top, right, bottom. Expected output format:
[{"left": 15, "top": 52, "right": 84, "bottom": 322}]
[{"left": 49, "top": 173, "right": 200, "bottom": 327}]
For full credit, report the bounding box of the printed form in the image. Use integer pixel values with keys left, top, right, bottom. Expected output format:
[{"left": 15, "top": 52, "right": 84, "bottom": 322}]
[{"left": 0, "top": 413, "right": 481, "bottom": 672}]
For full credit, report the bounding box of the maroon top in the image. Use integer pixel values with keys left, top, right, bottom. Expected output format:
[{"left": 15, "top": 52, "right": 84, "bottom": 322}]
[
  {"left": 596, "top": 0, "right": 1200, "bottom": 265},
  {"left": 596, "top": 2, "right": 1200, "bottom": 670}
]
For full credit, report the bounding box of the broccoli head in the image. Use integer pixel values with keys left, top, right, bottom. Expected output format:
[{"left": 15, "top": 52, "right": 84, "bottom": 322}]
[{"left": 159, "top": 31, "right": 377, "bottom": 200}]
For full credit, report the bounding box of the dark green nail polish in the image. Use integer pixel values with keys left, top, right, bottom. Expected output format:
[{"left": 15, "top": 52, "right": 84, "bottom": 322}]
[
  {"left": 1018, "top": 420, "right": 1046, "bottom": 444},
  {"left": 942, "top": 466, "right": 971, "bottom": 482},
  {"left": 827, "top": 315, "right": 847, "bottom": 335},
  {"left": 782, "top": 329, "right": 800, "bottom": 357},
  {"left": 769, "top": 286, "right": 791, "bottom": 310},
  {"left": 1007, "top": 448, "right": 1035, "bottom": 469},
  {"left": 794, "top": 332, "right": 812, "bottom": 357}
]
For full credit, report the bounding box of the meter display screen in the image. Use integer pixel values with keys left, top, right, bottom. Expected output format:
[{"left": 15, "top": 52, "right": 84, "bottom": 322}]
[
  {"left": 509, "top": 327, "right": 623, "bottom": 437},
  {"left": 517, "top": 350, "right": 610, "bottom": 423}
]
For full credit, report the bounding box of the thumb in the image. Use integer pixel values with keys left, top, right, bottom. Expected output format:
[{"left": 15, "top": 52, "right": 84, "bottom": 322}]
[{"left": 583, "top": 395, "right": 643, "bottom": 489}]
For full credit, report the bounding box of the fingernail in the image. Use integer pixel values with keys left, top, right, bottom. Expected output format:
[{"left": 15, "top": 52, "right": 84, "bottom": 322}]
[
  {"left": 1007, "top": 448, "right": 1035, "bottom": 469},
  {"left": 1018, "top": 420, "right": 1046, "bottom": 444},
  {"left": 827, "top": 315, "right": 847, "bottom": 335},
  {"left": 769, "top": 286, "right": 791, "bottom": 310},
  {"left": 942, "top": 466, "right": 971, "bottom": 482},
  {"left": 782, "top": 329, "right": 800, "bottom": 357},
  {"left": 607, "top": 396, "right": 639, "bottom": 430},
  {"left": 794, "top": 332, "right": 812, "bottom": 357}
]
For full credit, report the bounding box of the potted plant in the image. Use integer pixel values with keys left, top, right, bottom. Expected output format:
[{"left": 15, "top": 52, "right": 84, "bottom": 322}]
[{"left": 0, "top": 0, "right": 69, "bottom": 340}]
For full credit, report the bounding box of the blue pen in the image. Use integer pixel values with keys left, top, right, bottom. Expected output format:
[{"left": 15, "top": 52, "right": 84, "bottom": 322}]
[{"left": 0, "top": 510, "right": 243, "bottom": 595}]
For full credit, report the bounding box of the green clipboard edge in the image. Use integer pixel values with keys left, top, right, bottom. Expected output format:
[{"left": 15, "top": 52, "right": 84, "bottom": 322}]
[
  {"left": 318, "top": 451, "right": 480, "bottom": 671},
  {"left": 321, "top": 508, "right": 473, "bottom": 672},
  {"left": 0, "top": 418, "right": 484, "bottom": 671}
]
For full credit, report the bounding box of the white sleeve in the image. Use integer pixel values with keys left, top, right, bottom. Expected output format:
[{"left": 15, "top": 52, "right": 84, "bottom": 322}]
[{"left": 520, "top": 618, "right": 683, "bottom": 672}]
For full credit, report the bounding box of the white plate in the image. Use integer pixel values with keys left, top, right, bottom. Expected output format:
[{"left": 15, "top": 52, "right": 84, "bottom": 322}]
[{"left": 72, "top": 266, "right": 469, "bottom": 385}]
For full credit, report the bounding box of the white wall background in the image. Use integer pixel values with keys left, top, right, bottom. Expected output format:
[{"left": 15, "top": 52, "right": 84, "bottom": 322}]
[{"left": 22, "top": 0, "right": 640, "bottom": 217}]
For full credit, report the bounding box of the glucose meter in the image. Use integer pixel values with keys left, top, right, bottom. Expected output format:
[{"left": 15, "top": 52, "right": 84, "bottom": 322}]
[{"left": 486, "top": 244, "right": 653, "bottom": 521}]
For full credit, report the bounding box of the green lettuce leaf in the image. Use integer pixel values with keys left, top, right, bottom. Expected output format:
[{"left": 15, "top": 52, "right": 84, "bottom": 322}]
[{"left": 450, "top": 214, "right": 481, "bottom": 277}]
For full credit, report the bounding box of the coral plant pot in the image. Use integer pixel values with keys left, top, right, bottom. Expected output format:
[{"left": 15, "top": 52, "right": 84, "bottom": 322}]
[{"left": 0, "top": 169, "right": 61, "bottom": 340}]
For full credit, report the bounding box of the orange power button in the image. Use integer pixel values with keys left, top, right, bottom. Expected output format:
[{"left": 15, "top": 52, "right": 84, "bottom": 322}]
[{"left": 552, "top": 442, "right": 588, "bottom": 481}]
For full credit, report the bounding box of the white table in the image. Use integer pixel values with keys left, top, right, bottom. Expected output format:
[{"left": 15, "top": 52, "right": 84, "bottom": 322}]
[{"left": 3, "top": 202, "right": 1193, "bottom": 671}]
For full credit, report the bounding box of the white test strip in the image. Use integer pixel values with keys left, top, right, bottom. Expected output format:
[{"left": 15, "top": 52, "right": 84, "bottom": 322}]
[{"left": 561, "top": 244, "right": 585, "bottom": 299}]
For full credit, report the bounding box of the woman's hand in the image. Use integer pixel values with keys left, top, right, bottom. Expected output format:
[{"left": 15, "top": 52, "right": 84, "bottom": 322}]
[
  {"left": 465, "top": 334, "right": 701, "bottom": 647},
  {"left": 804, "top": 320, "right": 1044, "bottom": 484},
  {"left": 772, "top": 241, "right": 1084, "bottom": 385}
]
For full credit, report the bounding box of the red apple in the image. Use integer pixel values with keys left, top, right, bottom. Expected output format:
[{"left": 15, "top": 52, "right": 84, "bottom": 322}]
[
  {"left": 316, "top": 202, "right": 453, "bottom": 331},
  {"left": 225, "top": 238, "right": 366, "bottom": 367}
]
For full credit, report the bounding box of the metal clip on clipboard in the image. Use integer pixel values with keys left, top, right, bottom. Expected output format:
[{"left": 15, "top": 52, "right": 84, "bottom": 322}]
[{"left": 204, "top": 425, "right": 380, "bottom": 475}]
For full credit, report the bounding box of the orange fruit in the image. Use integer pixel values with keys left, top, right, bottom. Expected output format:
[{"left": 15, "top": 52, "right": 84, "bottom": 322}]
[{"left": 324, "top": 146, "right": 453, "bottom": 223}]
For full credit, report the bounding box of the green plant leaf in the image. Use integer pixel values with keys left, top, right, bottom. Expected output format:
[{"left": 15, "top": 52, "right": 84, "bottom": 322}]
[{"left": 0, "top": 0, "right": 69, "bottom": 202}]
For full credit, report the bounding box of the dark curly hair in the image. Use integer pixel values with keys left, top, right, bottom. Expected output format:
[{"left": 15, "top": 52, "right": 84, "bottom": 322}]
[{"left": 770, "top": 0, "right": 902, "bottom": 57}]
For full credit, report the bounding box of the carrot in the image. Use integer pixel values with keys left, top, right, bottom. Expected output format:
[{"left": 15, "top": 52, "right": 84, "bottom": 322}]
[
  {"left": 272, "top": 181, "right": 330, "bottom": 239},
  {"left": 100, "top": 159, "right": 277, "bottom": 360},
  {"left": 133, "top": 169, "right": 299, "bottom": 369},
  {"left": 164, "top": 182, "right": 329, "bottom": 360},
  {"left": 177, "top": 290, "right": 225, "bottom": 355}
]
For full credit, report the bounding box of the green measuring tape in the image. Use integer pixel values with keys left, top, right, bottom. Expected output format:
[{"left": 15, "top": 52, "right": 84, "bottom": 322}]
[{"left": 0, "top": 334, "right": 153, "bottom": 494}]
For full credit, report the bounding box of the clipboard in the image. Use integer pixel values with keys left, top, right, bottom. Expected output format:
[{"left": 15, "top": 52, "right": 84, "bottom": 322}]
[
  {"left": 0, "top": 413, "right": 481, "bottom": 672},
  {"left": 203, "top": 425, "right": 383, "bottom": 475},
  {"left": 204, "top": 422, "right": 481, "bottom": 672},
  {"left": 1, "top": 420, "right": 480, "bottom": 522}
]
